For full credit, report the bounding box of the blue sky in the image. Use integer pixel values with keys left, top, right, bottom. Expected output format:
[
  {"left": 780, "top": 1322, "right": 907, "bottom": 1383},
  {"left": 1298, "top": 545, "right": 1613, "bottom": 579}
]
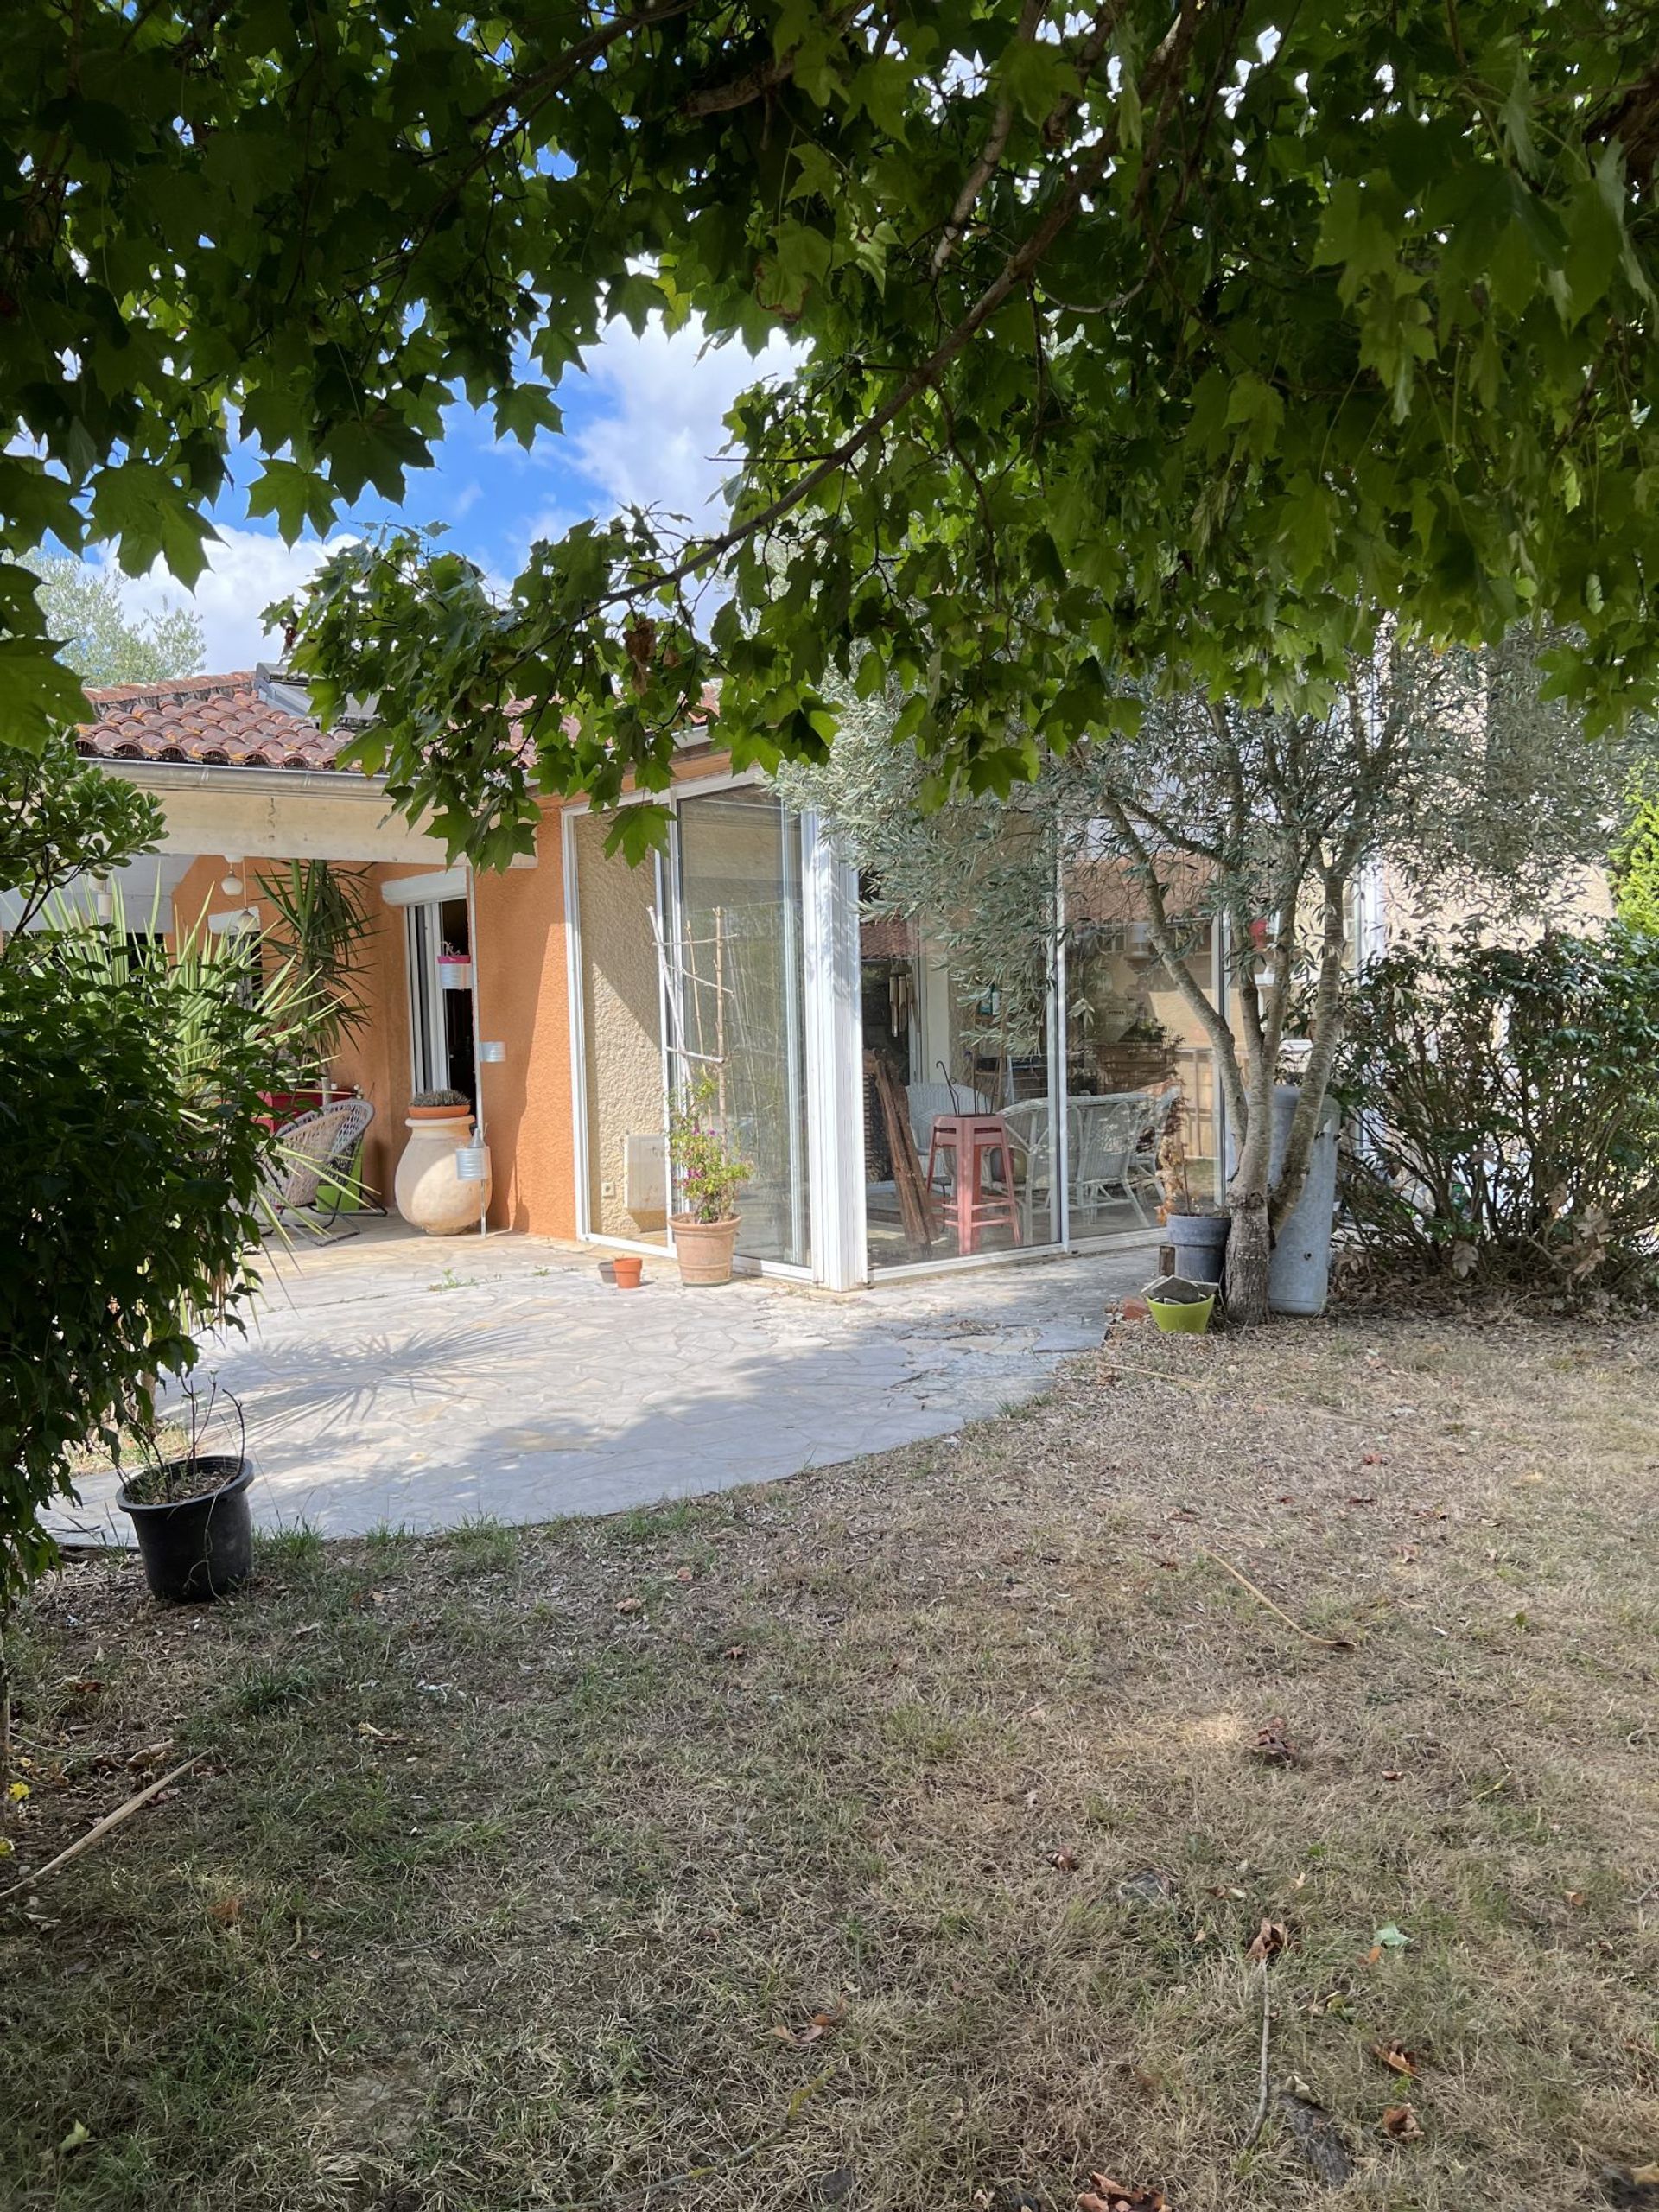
[{"left": 112, "top": 315, "right": 796, "bottom": 673}]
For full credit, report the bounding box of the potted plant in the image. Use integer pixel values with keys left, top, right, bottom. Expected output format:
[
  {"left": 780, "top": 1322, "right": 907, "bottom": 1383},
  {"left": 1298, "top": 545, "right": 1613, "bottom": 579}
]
[
  {"left": 117, "top": 1386, "right": 255, "bottom": 1604},
  {"left": 396, "top": 1089, "right": 488, "bottom": 1232},
  {"left": 406, "top": 1085, "right": 471, "bottom": 1122},
  {"left": 667, "top": 1074, "right": 751, "bottom": 1286},
  {"left": 1159, "top": 1116, "right": 1230, "bottom": 1282},
  {"left": 257, "top": 860, "right": 376, "bottom": 1100}
]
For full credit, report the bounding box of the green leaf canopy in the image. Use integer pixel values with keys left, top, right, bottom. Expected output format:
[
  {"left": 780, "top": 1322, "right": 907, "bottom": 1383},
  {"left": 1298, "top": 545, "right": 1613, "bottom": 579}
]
[{"left": 5, "top": 0, "right": 1659, "bottom": 847}]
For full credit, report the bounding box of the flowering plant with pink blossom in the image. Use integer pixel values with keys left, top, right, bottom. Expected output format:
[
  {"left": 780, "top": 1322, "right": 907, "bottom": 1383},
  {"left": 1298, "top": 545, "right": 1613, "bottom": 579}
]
[{"left": 667, "top": 1072, "right": 751, "bottom": 1224}]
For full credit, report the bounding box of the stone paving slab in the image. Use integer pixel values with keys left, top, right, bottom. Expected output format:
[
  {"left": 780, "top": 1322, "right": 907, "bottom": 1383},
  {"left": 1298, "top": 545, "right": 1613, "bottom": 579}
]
[{"left": 50, "top": 1226, "right": 1158, "bottom": 1542}]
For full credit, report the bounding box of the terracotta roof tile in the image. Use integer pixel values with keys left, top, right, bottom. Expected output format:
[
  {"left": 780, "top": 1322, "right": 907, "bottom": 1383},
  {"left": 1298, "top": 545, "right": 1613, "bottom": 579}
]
[
  {"left": 78, "top": 671, "right": 722, "bottom": 779},
  {"left": 75, "top": 671, "right": 353, "bottom": 772}
]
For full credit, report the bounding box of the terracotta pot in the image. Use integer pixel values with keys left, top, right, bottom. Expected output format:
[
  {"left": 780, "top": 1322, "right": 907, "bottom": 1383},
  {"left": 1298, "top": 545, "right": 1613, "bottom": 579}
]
[
  {"left": 395, "top": 1110, "right": 491, "bottom": 1235},
  {"left": 671, "top": 1214, "right": 740, "bottom": 1287},
  {"left": 612, "top": 1255, "right": 645, "bottom": 1290}
]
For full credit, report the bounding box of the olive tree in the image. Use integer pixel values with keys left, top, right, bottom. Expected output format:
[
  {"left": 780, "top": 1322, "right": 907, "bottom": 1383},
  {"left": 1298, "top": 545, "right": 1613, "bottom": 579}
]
[{"left": 788, "top": 639, "right": 1653, "bottom": 1320}]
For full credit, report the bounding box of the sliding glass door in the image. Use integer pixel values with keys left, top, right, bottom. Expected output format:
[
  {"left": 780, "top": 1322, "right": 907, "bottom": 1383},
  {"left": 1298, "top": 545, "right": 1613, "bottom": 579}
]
[
  {"left": 570, "top": 810, "right": 671, "bottom": 1247},
  {"left": 569, "top": 785, "right": 813, "bottom": 1273},
  {"left": 671, "top": 787, "right": 812, "bottom": 1270}
]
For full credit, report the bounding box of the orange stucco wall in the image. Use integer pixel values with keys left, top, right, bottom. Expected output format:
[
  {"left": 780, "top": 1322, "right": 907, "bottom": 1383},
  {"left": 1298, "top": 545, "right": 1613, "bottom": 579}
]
[
  {"left": 470, "top": 809, "right": 576, "bottom": 1235},
  {"left": 321, "top": 828, "right": 579, "bottom": 1236},
  {"left": 167, "top": 819, "right": 579, "bottom": 1236},
  {"left": 162, "top": 756, "right": 740, "bottom": 1241}
]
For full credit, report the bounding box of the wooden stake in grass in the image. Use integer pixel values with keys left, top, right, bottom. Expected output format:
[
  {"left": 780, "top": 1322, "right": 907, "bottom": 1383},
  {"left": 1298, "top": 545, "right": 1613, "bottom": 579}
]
[
  {"left": 1202, "top": 1551, "right": 1356, "bottom": 1651},
  {"left": 1241, "top": 1957, "right": 1272, "bottom": 2150},
  {"left": 0, "top": 1752, "right": 206, "bottom": 1902}
]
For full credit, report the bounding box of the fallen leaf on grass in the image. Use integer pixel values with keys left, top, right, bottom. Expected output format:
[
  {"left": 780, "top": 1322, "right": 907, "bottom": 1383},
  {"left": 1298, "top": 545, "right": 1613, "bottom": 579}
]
[
  {"left": 772, "top": 2005, "right": 845, "bottom": 2048},
  {"left": 124, "top": 1741, "right": 175, "bottom": 1774},
  {"left": 720, "top": 1643, "right": 747, "bottom": 1662},
  {"left": 1077, "top": 2177, "right": 1166, "bottom": 2211},
  {"left": 1250, "top": 1713, "right": 1298, "bottom": 1764},
  {"left": 1248, "top": 1916, "right": 1288, "bottom": 1961},
  {"left": 613, "top": 1597, "right": 644, "bottom": 1616},
  {"left": 674, "top": 1567, "right": 694, "bottom": 1585},
  {"left": 1364, "top": 1922, "right": 1410, "bottom": 1963},
  {"left": 1372, "top": 2039, "right": 1420, "bottom": 2076},
  {"left": 1380, "top": 2102, "right": 1423, "bottom": 2141},
  {"left": 1050, "top": 1847, "right": 1081, "bottom": 1872},
  {"left": 57, "top": 2121, "right": 90, "bottom": 2155},
  {"left": 208, "top": 1896, "right": 244, "bottom": 1927}
]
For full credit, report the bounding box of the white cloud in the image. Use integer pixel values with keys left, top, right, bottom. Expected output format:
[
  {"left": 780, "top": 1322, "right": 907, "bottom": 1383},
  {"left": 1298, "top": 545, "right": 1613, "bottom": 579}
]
[
  {"left": 567, "top": 316, "right": 800, "bottom": 526},
  {"left": 110, "top": 526, "right": 353, "bottom": 674}
]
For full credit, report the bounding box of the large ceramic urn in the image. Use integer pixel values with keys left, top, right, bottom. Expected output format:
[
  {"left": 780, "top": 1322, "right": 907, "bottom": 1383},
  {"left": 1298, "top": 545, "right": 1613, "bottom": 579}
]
[{"left": 395, "top": 1109, "right": 491, "bottom": 1236}]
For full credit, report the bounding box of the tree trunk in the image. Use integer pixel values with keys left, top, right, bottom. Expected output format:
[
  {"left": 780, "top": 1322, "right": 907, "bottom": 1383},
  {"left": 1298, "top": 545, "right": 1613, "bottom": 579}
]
[{"left": 1225, "top": 1183, "right": 1272, "bottom": 1323}]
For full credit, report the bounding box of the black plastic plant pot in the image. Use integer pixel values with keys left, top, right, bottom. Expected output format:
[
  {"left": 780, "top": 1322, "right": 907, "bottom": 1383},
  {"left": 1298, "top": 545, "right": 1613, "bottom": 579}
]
[{"left": 118, "top": 1457, "right": 256, "bottom": 1604}]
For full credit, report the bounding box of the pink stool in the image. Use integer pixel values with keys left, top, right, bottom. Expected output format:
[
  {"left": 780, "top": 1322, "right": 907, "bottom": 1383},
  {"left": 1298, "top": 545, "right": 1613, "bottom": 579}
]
[{"left": 925, "top": 1113, "right": 1022, "bottom": 1254}]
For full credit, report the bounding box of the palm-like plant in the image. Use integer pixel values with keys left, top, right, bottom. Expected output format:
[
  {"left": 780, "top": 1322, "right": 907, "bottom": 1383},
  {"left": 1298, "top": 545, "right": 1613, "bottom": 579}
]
[{"left": 257, "top": 860, "right": 376, "bottom": 1082}]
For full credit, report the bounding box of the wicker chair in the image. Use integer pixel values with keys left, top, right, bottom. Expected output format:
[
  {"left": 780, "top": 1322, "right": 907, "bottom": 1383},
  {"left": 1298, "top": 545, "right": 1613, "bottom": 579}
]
[{"left": 261, "top": 1097, "right": 377, "bottom": 1242}]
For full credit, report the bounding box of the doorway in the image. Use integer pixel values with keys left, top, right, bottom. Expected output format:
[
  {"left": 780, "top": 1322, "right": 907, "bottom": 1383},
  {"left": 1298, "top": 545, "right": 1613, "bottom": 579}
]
[{"left": 405, "top": 893, "right": 476, "bottom": 1108}]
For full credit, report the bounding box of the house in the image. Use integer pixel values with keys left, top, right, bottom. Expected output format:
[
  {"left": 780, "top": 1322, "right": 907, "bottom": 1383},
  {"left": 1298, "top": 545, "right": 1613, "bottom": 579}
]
[{"left": 63, "top": 666, "right": 1611, "bottom": 1290}]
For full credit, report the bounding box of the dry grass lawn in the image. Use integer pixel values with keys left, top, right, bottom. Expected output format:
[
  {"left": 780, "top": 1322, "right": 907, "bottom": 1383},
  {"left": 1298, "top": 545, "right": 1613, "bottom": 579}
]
[{"left": 3, "top": 1307, "right": 1656, "bottom": 2212}]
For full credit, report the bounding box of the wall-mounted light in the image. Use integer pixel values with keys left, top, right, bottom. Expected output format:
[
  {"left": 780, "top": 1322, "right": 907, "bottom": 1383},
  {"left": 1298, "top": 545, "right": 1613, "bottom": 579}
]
[{"left": 478, "top": 1040, "right": 506, "bottom": 1065}]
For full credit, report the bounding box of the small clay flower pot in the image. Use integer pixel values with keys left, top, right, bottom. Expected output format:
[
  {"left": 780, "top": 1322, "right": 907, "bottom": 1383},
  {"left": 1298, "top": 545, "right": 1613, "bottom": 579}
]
[{"left": 612, "top": 1255, "right": 645, "bottom": 1289}]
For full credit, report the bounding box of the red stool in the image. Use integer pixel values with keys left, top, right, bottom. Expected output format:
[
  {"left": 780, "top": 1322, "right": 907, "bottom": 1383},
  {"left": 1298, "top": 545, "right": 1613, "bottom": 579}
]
[{"left": 925, "top": 1113, "right": 1022, "bottom": 1254}]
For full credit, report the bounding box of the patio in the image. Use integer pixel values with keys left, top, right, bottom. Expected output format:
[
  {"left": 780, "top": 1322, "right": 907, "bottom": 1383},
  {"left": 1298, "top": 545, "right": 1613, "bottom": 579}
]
[{"left": 53, "top": 1225, "right": 1159, "bottom": 1541}]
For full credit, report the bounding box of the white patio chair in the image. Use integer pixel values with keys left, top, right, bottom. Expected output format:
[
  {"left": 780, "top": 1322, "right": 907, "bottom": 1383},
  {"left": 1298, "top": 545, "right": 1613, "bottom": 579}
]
[
  {"left": 262, "top": 1098, "right": 377, "bottom": 1242},
  {"left": 1001, "top": 1098, "right": 1057, "bottom": 1239},
  {"left": 1071, "top": 1090, "right": 1167, "bottom": 1226}
]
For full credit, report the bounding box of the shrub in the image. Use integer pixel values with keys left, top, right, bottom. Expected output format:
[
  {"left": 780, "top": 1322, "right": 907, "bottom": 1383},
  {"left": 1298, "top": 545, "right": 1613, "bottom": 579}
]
[
  {"left": 1337, "top": 928, "right": 1659, "bottom": 1294},
  {"left": 0, "top": 914, "right": 287, "bottom": 1601},
  {"left": 1611, "top": 792, "right": 1659, "bottom": 936}
]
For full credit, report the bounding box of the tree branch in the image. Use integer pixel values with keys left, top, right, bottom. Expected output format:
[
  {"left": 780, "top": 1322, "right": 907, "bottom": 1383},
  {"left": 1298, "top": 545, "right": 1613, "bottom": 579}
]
[
  {"left": 931, "top": 0, "right": 1050, "bottom": 275},
  {"left": 678, "top": 3, "right": 868, "bottom": 118},
  {"left": 1099, "top": 788, "right": 1247, "bottom": 1139}
]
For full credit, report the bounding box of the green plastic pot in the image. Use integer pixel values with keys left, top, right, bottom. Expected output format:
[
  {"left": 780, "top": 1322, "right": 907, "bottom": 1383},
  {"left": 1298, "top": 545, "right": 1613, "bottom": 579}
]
[{"left": 1147, "top": 1291, "right": 1216, "bottom": 1335}]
